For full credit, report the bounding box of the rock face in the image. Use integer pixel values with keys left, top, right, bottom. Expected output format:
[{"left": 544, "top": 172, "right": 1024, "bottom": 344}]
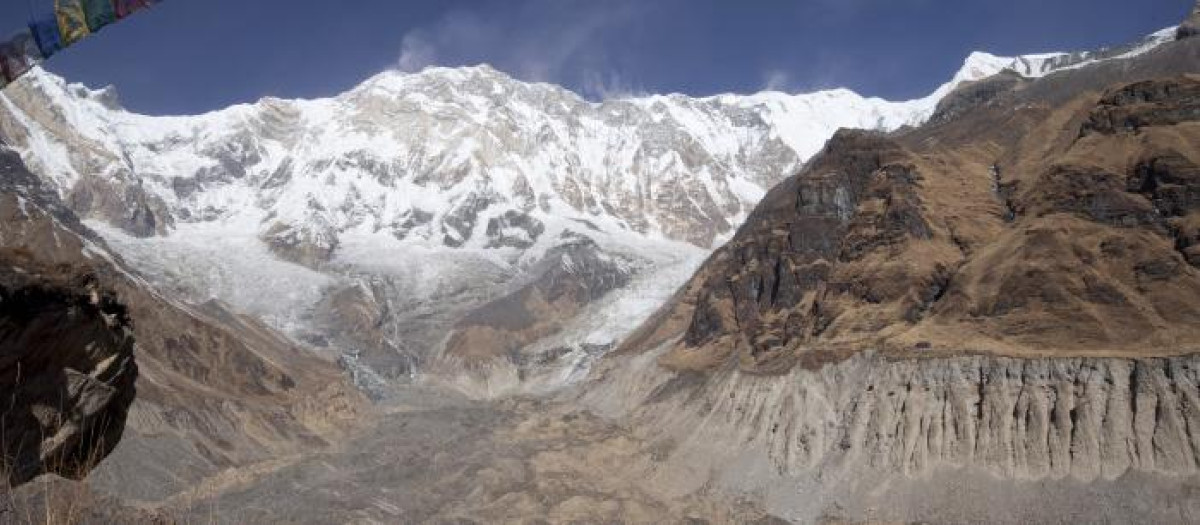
[
  {"left": 927, "top": 71, "right": 1028, "bottom": 125},
  {"left": 598, "top": 350, "right": 1200, "bottom": 479},
  {"left": 0, "top": 145, "right": 138, "bottom": 487},
  {"left": 445, "top": 239, "right": 632, "bottom": 363},
  {"left": 432, "top": 238, "right": 635, "bottom": 396},
  {"left": 1081, "top": 76, "right": 1200, "bottom": 134},
  {"left": 260, "top": 220, "right": 340, "bottom": 269}
]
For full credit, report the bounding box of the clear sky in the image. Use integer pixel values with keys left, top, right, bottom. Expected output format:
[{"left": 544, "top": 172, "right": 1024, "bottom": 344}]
[{"left": 1, "top": 0, "right": 1192, "bottom": 115}]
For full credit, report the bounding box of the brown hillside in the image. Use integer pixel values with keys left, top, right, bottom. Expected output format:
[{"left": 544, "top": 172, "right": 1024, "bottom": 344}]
[{"left": 636, "top": 39, "right": 1200, "bottom": 375}]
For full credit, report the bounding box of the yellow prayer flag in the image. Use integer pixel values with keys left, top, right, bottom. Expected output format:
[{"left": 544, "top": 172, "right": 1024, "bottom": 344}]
[{"left": 56, "top": 0, "right": 92, "bottom": 47}]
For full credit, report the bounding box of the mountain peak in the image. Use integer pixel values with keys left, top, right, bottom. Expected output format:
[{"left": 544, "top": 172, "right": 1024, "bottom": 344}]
[
  {"left": 955, "top": 51, "right": 1018, "bottom": 83},
  {"left": 935, "top": 24, "right": 1176, "bottom": 96},
  {"left": 357, "top": 63, "right": 516, "bottom": 91}
]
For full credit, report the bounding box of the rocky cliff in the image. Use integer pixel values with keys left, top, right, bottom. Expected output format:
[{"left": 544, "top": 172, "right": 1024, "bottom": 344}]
[
  {"left": 584, "top": 347, "right": 1200, "bottom": 523},
  {"left": 0, "top": 145, "right": 138, "bottom": 488}
]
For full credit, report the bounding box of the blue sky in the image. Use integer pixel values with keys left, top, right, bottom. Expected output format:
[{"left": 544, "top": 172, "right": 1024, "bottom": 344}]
[{"left": 1, "top": 0, "right": 1192, "bottom": 114}]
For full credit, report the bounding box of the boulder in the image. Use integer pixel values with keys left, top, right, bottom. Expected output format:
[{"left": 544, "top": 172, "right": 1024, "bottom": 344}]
[{"left": 0, "top": 267, "right": 137, "bottom": 486}]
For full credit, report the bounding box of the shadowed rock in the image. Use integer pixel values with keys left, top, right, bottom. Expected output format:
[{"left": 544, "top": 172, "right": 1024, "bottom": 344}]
[{"left": 0, "top": 268, "right": 137, "bottom": 486}]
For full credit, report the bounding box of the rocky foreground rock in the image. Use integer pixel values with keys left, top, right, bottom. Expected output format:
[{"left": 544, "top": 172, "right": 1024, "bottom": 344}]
[{"left": 0, "top": 250, "right": 137, "bottom": 487}]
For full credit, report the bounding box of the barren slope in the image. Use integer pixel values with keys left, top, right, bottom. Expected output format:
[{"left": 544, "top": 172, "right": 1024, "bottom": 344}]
[{"left": 635, "top": 41, "right": 1200, "bottom": 375}]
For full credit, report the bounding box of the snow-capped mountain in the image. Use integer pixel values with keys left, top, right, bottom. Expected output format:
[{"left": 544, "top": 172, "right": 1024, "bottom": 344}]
[
  {"left": 1, "top": 65, "right": 903, "bottom": 256},
  {"left": 3, "top": 24, "right": 1172, "bottom": 257},
  {"left": 993, "top": 26, "right": 1178, "bottom": 78},
  {"left": 0, "top": 26, "right": 1175, "bottom": 397}
]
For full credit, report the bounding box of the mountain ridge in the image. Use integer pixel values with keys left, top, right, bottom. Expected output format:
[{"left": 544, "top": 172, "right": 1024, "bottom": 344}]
[
  {"left": 2, "top": 25, "right": 1176, "bottom": 255},
  {"left": 0, "top": 24, "right": 1181, "bottom": 399}
]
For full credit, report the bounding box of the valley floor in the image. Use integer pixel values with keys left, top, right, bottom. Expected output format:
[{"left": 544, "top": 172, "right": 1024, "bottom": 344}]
[
  {"left": 8, "top": 383, "right": 1200, "bottom": 525},
  {"left": 36, "top": 386, "right": 781, "bottom": 525}
]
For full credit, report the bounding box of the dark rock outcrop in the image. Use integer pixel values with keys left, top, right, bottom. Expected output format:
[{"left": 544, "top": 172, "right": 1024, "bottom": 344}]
[
  {"left": 485, "top": 210, "right": 546, "bottom": 249},
  {"left": 673, "top": 130, "right": 928, "bottom": 372},
  {"left": 0, "top": 267, "right": 137, "bottom": 486},
  {"left": 261, "top": 220, "right": 339, "bottom": 268},
  {"left": 0, "top": 146, "right": 138, "bottom": 487},
  {"left": 441, "top": 191, "right": 497, "bottom": 248},
  {"left": 442, "top": 237, "right": 632, "bottom": 368},
  {"left": 1080, "top": 77, "right": 1200, "bottom": 136}
]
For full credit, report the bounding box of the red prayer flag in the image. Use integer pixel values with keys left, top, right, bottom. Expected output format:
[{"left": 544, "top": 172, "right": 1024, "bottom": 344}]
[{"left": 114, "top": 0, "right": 152, "bottom": 19}]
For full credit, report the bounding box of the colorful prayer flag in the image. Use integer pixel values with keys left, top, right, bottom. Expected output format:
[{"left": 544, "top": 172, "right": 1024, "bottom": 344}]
[
  {"left": 82, "top": 0, "right": 118, "bottom": 32},
  {"left": 0, "top": 0, "right": 165, "bottom": 90},
  {"left": 30, "top": 15, "right": 64, "bottom": 59},
  {"left": 55, "top": 0, "right": 92, "bottom": 46},
  {"left": 114, "top": 0, "right": 153, "bottom": 19}
]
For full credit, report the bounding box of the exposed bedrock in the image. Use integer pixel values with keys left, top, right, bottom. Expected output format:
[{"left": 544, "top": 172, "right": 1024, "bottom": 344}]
[{"left": 431, "top": 237, "right": 634, "bottom": 398}]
